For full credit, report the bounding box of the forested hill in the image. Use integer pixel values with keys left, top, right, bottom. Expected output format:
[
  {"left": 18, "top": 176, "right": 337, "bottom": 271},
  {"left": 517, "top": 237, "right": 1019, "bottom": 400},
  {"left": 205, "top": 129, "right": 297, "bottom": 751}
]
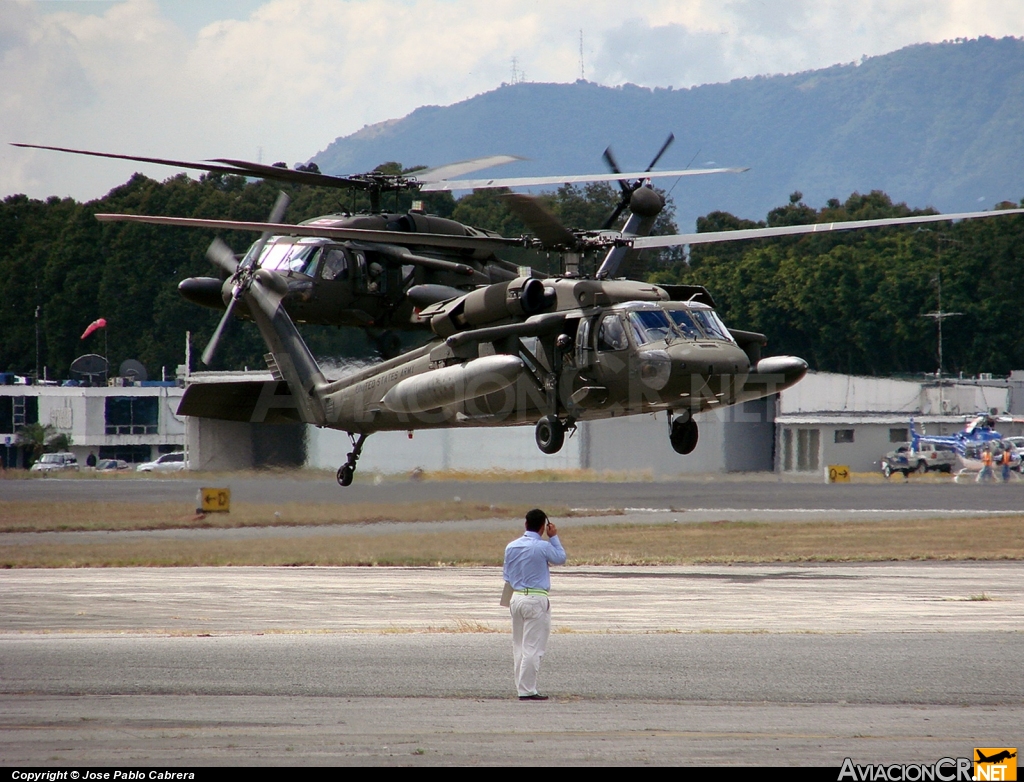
[{"left": 311, "top": 36, "right": 1024, "bottom": 231}]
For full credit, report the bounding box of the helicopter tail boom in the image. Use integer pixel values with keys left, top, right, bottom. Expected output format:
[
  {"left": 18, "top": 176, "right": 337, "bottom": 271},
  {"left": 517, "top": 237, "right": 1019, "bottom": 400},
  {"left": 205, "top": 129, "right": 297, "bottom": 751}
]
[{"left": 244, "top": 271, "right": 328, "bottom": 426}]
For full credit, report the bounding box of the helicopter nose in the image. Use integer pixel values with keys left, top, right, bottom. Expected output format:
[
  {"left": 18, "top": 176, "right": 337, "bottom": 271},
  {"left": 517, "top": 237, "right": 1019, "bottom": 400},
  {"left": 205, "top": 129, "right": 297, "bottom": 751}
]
[{"left": 654, "top": 343, "right": 752, "bottom": 402}]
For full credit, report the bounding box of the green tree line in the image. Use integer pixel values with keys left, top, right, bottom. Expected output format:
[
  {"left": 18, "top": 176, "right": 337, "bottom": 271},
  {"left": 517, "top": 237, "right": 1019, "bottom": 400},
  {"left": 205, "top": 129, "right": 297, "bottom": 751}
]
[
  {"left": 650, "top": 191, "right": 1024, "bottom": 376},
  {"left": 1, "top": 171, "right": 1021, "bottom": 379}
]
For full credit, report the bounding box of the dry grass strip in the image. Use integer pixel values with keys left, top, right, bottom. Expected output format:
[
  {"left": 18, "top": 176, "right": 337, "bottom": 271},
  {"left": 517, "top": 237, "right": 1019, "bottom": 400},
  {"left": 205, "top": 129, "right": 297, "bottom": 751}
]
[
  {"left": 0, "top": 500, "right": 594, "bottom": 533},
  {"left": 1, "top": 516, "right": 1022, "bottom": 568}
]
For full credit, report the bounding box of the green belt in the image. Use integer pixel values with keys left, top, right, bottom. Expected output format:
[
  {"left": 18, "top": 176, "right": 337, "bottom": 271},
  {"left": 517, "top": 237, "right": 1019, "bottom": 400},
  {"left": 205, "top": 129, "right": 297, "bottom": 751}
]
[{"left": 515, "top": 588, "right": 549, "bottom": 596}]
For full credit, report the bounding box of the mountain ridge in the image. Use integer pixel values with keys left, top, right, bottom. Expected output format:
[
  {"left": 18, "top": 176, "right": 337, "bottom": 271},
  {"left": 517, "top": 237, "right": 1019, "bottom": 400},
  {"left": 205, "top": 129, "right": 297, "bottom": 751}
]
[{"left": 311, "top": 36, "right": 1024, "bottom": 230}]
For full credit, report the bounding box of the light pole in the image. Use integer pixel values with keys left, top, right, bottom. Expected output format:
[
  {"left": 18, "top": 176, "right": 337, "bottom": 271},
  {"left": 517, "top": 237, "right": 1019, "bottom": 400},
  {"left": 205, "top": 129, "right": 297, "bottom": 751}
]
[
  {"left": 919, "top": 237, "right": 962, "bottom": 417},
  {"left": 34, "top": 305, "right": 41, "bottom": 382}
]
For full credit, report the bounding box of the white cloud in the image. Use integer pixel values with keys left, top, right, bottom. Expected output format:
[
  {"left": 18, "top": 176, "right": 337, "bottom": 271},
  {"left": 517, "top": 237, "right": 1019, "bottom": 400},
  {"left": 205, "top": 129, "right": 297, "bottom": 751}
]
[{"left": 1, "top": 0, "right": 1022, "bottom": 200}]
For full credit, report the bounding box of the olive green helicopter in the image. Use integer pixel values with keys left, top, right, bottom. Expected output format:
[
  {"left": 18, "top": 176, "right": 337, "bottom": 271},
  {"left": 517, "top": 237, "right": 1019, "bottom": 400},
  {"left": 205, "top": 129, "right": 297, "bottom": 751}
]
[{"left": 14, "top": 138, "right": 737, "bottom": 359}]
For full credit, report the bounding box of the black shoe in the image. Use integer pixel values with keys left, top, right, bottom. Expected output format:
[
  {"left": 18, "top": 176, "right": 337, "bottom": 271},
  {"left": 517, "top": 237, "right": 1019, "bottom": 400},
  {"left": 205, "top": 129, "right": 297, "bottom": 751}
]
[{"left": 519, "top": 694, "right": 549, "bottom": 701}]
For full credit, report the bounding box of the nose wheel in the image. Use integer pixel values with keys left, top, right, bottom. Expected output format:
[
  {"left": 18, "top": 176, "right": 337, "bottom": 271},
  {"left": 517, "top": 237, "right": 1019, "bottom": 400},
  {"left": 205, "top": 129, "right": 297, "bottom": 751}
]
[
  {"left": 535, "top": 415, "right": 564, "bottom": 454},
  {"left": 336, "top": 433, "right": 367, "bottom": 487},
  {"left": 669, "top": 412, "right": 699, "bottom": 455}
]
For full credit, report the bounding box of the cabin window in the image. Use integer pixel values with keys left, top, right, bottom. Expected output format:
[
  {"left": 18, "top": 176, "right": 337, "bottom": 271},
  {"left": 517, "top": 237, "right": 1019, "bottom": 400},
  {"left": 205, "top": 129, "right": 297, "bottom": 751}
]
[
  {"left": 596, "top": 314, "right": 628, "bottom": 352},
  {"left": 576, "top": 318, "right": 593, "bottom": 365},
  {"left": 320, "top": 248, "right": 350, "bottom": 281}
]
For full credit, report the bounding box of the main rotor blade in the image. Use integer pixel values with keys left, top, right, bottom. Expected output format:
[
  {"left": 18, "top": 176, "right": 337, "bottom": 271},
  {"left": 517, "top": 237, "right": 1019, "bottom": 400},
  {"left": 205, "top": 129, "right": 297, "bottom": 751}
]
[
  {"left": 201, "top": 294, "right": 238, "bottom": 366},
  {"left": 93, "top": 213, "right": 522, "bottom": 250},
  {"left": 645, "top": 133, "right": 676, "bottom": 172},
  {"left": 12, "top": 142, "right": 264, "bottom": 178},
  {"left": 631, "top": 207, "right": 1024, "bottom": 249},
  {"left": 13, "top": 143, "right": 374, "bottom": 192},
  {"left": 418, "top": 166, "right": 748, "bottom": 192},
  {"left": 206, "top": 238, "right": 239, "bottom": 275},
  {"left": 208, "top": 158, "right": 370, "bottom": 190},
  {"left": 502, "top": 194, "right": 577, "bottom": 248},
  {"left": 413, "top": 155, "right": 524, "bottom": 183}
]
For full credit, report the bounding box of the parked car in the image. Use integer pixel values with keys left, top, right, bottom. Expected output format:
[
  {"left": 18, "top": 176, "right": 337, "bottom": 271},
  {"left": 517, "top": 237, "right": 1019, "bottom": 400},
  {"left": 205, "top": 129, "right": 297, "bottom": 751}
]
[
  {"left": 135, "top": 452, "right": 187, "bottom": 472},
  {"left": 881, "top": 442, "right": 957, "bottom": 478},
  {"left": 29, "top": 452, "right": 80, "bottom": 473},
  {"left": 96, "top": 458, "right": 132, "bottom": 472},
  {"left": 1003, "top": 437, "right": 1024, "bottom": 471}
]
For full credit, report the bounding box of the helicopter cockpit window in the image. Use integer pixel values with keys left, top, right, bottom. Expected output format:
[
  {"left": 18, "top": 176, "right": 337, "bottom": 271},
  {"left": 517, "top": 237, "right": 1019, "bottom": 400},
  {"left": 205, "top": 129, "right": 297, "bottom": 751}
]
[
  {"left": 320, "top": 248, "right": 350, "bottom": 281},
  {"left": 259, "top": 240, "right": 322, "bottom": 276},
  {"left": 667, "top": 309, "right": 703, "bottom": 340},
  {"left": 690, "top": 308, "right": 735, "bottom": 342},
  {"left": 627, "top": 310, "right": 674, "bottom": 346},
  {"left": 284, "top": 242, "right": 321, "bottom": 275},
  {"left": 252, "top": 242, "right": 290, "bottom": 271},
  {"left": 596, "top": 314, "right": 628, "bottom": 351}
]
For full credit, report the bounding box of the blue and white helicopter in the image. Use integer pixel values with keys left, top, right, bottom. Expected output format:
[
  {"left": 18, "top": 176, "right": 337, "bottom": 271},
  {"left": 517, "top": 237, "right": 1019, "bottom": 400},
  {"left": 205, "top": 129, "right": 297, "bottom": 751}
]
[{"left": 910, "top": 415, "right": 1024, "bottom": 481}]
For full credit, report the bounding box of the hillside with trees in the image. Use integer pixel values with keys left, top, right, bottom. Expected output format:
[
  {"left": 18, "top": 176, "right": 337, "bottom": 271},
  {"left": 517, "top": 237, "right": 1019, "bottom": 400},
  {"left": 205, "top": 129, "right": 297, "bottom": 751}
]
[
  {"left": 1, "top": 169, "right": 1022, "bottom": 380},
  {"left": 312, "top": 36, "right": 1024, "bottom": 232}
]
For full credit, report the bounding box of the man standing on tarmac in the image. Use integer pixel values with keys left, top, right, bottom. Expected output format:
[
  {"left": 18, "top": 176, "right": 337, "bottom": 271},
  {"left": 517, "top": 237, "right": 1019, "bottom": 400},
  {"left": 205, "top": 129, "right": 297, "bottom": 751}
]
[{"left": 503, "top": 508, "right": 567, "bottom": 701}]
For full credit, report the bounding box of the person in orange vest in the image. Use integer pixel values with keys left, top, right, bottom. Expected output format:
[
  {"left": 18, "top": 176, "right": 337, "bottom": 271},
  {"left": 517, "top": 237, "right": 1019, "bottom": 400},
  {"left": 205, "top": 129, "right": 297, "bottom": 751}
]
[
  {"left": 977, "top": 447, "right": 995, "bottom": 483},
  {"left": 1000, "top": 447, "right": 1013, "bottom": 482}
]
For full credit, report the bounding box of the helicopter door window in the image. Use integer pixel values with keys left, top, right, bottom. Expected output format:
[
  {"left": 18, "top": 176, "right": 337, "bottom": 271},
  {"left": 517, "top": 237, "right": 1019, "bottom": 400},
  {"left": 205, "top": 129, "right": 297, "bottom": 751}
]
[
  {"left": 667, "top": 309, "right": 703, "bottom": 340},
  {"left": 576, "top": 317, "right": 593, "bottom": 365},
  {"left": 366, "top": 261, "right": 385, "bottom": 294},
  {"left": 320, "top": 248, "right": 350, "bottom": 281},
  {"left": 596, "top": 314, "right": 628, "bottom": 352},
  {"left": 352, "top": 251, "right": 370, "bottom": 291}
]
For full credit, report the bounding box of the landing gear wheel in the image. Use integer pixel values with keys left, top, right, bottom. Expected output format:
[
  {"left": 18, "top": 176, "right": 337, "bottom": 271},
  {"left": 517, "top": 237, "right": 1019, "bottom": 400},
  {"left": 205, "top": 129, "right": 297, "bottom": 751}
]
[
  {"left": 669, "top": 418, "right": 699, "bottom": 455},
  {"left": 535, "top": 415, "right": 565, "bottom": 454},
  {"left": 335, "top": 432, "right": 367, "bottom": 488},
  {"left": 337, "top": 464, "right": 354, "bottom": 487}
]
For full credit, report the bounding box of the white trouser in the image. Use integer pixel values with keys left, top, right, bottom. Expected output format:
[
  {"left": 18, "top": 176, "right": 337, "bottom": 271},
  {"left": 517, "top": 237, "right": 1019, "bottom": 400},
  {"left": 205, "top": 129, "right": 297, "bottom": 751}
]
[{"left": 510, "top": 592, "right": 551, "bottom": 696}]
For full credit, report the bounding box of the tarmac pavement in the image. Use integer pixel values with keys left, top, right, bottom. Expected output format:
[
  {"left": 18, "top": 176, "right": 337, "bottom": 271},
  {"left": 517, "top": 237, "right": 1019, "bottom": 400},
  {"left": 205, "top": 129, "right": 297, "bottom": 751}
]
[{"left": 1, "top": 563, "right": 1022, "bottom": 766}]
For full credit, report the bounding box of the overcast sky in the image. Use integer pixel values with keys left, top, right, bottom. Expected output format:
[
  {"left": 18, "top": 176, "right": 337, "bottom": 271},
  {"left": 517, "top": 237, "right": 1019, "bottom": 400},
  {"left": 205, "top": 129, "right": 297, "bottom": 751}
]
[{"left": 3, "top": 0, "right": 1022, "bottom": 201}]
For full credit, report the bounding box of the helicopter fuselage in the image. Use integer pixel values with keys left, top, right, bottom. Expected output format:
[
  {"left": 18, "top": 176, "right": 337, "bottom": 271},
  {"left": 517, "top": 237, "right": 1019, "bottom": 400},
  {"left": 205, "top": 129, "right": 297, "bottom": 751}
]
[
  {"left": 178, "top": 211, "right": 519, "bottom": 332},
  {"left": 181, "top": 275, "right": 808, "bottom": 471}
]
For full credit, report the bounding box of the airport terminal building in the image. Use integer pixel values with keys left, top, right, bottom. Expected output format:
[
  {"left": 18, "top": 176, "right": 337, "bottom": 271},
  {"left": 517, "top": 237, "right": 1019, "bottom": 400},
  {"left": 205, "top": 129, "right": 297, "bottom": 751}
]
[{"left": 0, "top": 379, "right": 185, "bottom": 469}]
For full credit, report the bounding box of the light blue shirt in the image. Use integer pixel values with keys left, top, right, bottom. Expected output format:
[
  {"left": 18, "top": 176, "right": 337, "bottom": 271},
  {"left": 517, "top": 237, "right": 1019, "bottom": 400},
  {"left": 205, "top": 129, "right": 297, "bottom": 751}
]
[{"left": 503, "top": 531, "right": 567, "bottom": 591}]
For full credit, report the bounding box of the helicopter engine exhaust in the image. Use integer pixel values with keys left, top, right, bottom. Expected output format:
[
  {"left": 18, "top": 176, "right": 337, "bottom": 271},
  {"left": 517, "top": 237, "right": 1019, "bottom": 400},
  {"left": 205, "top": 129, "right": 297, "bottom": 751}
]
[
  {"left": 429, "top": 277, "right": 556, "bottom": 337},
  {"left": 380, "top": 354, "right": 525, "bottom": 414}
]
